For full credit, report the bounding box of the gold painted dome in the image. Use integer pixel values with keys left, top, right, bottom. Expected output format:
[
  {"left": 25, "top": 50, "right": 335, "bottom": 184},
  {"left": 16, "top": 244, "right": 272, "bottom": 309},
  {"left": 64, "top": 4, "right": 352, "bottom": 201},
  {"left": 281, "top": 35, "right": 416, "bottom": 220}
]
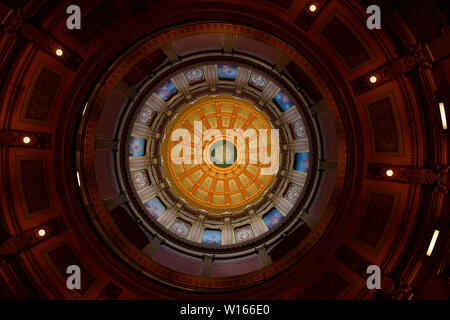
[
  {"left": 125, "top": 60, "right": 313, "bottom": 248},
  {"left": 161, "top": 95, "right": 278, "bottom": 214}
]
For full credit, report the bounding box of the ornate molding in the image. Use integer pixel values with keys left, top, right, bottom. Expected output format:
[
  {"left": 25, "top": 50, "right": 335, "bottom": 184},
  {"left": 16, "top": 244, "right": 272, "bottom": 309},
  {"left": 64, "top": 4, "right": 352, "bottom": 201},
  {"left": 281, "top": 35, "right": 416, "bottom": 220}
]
[
  {"left": 0, "top": 8, "right": 26, "bottom": 35},
  {"left": 0, "top": 130, "right": 51, "bottom": 149},
  {"left": 367, "top": 163, "right": 449, "bottom": 194},
  {"left": 295, "top": 0, "right": 330, "bottom": 31},
  {"left": 373, "top": 274, "right": 417, "bottom": 300},
  {"left": 0, "top": 217, "right": 66, "bottom": 260},
  {"left": 351, "top": 44, "right": 434, "bottom": 95},
  {"left": 0, "top": 7, "right": 82, "bottom": 70},
  {"left": 20, "top": 23, "right": 82, "bottom": 71}
]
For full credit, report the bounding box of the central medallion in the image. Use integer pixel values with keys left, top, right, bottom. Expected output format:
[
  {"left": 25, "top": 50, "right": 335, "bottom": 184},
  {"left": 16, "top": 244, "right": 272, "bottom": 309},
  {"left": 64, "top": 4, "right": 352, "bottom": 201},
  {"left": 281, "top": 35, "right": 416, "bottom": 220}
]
[
  {"left": 160, "top": 95, "right": 279, "bottom": 214},
  {"left": 209, "top": 140, "right": 237, "bottom": 169}
]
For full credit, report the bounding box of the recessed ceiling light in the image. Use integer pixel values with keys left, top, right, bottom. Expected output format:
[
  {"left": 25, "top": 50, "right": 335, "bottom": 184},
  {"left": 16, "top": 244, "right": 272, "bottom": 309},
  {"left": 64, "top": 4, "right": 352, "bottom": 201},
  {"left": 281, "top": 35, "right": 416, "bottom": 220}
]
[
  {"left": 23, "top": 136, "right": 31, "bottom": 144},
  {"left": 426, "top": 230, "right": 439, "bottom": 256},
  {"left": 369, "top": 76, "right": 377, "bottom": 83},
  {"left": 439, "top": 102, "right": 447, "bottom": 130},
  {"left": 309, "top": 4, "right": 317, "bottom": 12},
  {"left": 38, "top": 229, "right": 46, "bottom": 237},
  {"left": 385, "top": 169, "right": 394, "bottom": 177},
  {"left": 56, "top": 49, "right": 64, "bottom": 56}
]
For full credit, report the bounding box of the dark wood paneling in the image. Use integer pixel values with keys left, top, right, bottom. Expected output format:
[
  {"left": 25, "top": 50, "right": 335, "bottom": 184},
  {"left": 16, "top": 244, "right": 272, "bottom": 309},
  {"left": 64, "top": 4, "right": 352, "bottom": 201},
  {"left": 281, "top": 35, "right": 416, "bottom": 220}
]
[
  {"left": 18, "top": 159, "right": 51, "bottom": 215},
  {"left": 96, "top": 281, "right": 123, "bottom": 300},
  {"left": 321, "top": 16, "right": 371, "bottom": 68},
  {"left": 334, "top": 244, "right": 371, "bottom": 278},
  {"left": 300, "top": 270, "right": 349, "bottom": 299},
  {"left": 285, "top": 61, "right": 323, "bottom": 105},
  {"left": 123, "top": 49, "right": 167, "bottom": 87},
  {"left": 0, "top": 272, "right": 15, "bottom": 299},
  {"left": 367, "top": 96, "right": 400, "bottom": 153},
  {"left": 1, "top": 0, "right": 28, "bottom": 8},
  {"left": 23, "top": 66, "right": 62, "bottom": 123},
  {"left": 269, "top": 223, "right": 311, "bottom": 261},
  {"left": 110, "top": 205, "right": 150, "bottom": 249},
  {"left": 264, "top": 0, "right": 294, "bottom": 9},
  {"left": 356, "top": 192, "right": 396, "bottom": 249},
  {"left": 47, "top": 243, "right": 96, "bottom": 296},
  {"left": 69, "top": 1, "right": 121, "bottom": 45},
  {"left": 126, "top": 0, "right": 148, "bottom": 16}
]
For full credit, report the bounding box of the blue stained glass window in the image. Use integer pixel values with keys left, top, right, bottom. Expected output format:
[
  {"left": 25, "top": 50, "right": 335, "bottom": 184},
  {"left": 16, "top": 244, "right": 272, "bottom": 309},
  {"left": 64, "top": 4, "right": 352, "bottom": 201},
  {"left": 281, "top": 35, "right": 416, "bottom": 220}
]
[
  {"left": 129, "top": 137, "right": 146, "bottom": 156},
  {"left": 273, "top": 91, "right": 294, "bottom": 112},
  {"left": 218, "top": 65, "right": 237, "bottom": 81},
  {"left": 262, "top": 208, "right": 283, "bottom": 229},
  {"left": 201, "top": 229, "right": 222, "bottom": 245},
  {"left": 294, "top": 152, "right": 309, "bottom": 172}
]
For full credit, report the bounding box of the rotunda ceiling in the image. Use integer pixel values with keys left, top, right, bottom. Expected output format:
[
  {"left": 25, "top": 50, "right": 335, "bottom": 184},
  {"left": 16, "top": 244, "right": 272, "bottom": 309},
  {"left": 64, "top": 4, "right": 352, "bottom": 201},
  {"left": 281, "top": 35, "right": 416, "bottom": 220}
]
[
  {"left": 1, "top": 0, "right": 446, "bottom": 300},
  {"left": 159, "top": 95, "right": 279, "bottom": 214},
  {"left": 76, "top": 26, "right": 345, "bottom": 288}
]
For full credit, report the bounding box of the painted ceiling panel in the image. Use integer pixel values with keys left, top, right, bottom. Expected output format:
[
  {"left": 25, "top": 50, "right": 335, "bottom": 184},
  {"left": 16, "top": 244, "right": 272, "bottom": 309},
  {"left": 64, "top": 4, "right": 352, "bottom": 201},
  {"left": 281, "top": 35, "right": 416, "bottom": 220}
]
[
  {"left": 234, "top": 35, "right": 282, "bottom": 64},
  {"left": 173, "top": 33, "right": 223, "bottom": 56}
]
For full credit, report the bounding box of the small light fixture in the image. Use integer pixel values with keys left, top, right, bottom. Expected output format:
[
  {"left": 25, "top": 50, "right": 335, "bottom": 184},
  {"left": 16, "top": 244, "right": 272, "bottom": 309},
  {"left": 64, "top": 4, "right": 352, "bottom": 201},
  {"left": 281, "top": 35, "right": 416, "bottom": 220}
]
[
  {"left": 309, "top": 4, "right": 317, "bottom": 12},
  {"left": 369, "top": 75, "right": 377, "bottom": 84},
  {"left": 38, "top": 229, "right": 46, "bottom": 237},
  {"left": 55, "top": 49, "right": 64, "bottom": 56},
  {"left": 23, "top": 136, "right": 31, "bottom": 144},
  {"left": 385, "top": 169, "right": 394, "bottom": 177},
  {"left": 439, "top": 102, "right": 447, "bottom": 130},
  {"left": 426, "top": 230, "right": 439, "bottom": 256}
]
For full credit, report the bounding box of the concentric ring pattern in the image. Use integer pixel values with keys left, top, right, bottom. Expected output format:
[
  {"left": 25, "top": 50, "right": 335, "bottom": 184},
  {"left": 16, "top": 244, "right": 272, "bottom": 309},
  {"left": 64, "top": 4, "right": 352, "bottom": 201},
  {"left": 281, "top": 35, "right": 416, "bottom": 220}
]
[
  {"left": 161, "top": 95, "right": 277, "bottom": 214},
  {"left": 125, "top": 59, "right": 317, "bottom": 250},
  {"left": 1, "top": 0, "right": 445, "bottom": 299}
]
